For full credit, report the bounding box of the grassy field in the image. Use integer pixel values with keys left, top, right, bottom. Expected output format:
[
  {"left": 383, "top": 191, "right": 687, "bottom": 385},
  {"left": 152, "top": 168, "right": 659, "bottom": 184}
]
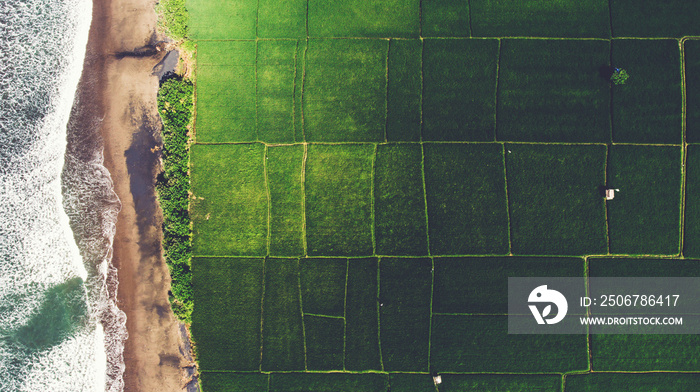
[
  {"left": 190, "top": 144, "right": 267, "bottom": 256},
  {"left": 304, "top": 144, "right": 375, "bottom": 256},
  {"left": 470, "top": 0, "right": 610, "bottom": 38},
  {"left": 185, "top": 0, "right": 700, "bottom": 389},
  {"left": 433, "top": 257, "right": 584, "bottom": 313},
  {"left": 686, "top": 40, "right": 700, "bottom": 143},
  {"left": 191, "top": 257, "right": 263, "bottom": 371},
  {"left": 505, "top": 144, "right": 607, "bottom": 255},
  {"left": 497, "top": 39, "right": 611, "bottom": 143},
  {"left": 423, "top": 143, "right": 509, "bottom": 254},
  {"left": 606, "top": 145, "right": 681, "bottom": 255},
  {"left": 611, "top": 39, "right": 682, "bottom": 144},
  {"left": 422, "top": 38, "right": 499, "bottom": 141},
  {"left": 374, "top": 144, "right": 428, "bottom": 255},
  {"left": 303, "top": 39, "right": 388, "bottom": 142}
]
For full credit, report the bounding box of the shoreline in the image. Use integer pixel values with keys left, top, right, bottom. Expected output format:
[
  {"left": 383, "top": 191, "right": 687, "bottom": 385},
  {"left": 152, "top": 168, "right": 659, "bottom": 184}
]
[{"left": 71, "top": 0, "right": 195, "bottom": 390}]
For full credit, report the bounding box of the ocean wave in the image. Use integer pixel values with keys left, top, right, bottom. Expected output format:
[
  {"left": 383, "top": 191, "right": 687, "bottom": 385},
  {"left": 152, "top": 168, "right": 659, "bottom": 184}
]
[{"left": 0, "top": 0, "right": 126, "bottom": 390}]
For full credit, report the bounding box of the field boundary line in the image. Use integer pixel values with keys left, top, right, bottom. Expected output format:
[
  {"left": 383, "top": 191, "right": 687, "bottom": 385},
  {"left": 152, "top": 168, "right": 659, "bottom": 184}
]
[
  {"left": 301, "top": 40, "right": 309, "bottom": 141},
  {"left": 292, "top": 40, "right": 300, "bottom": 143},
  {"left": 190, "top": 36, "right": 698, "bottom": 43},
  {"left": 191, "top": 140, "right": 684, "bottom": 147},
  {"left": 304, "top": 0, "right": 309, "bottom": 38},
  {"left": 607, "top": 0, "right": 614, "bottom": 38},
  {"left": 607, "top": 38, "right": 613, "bottom": 143},
  {"left": 304, "top": 313, "right": 345, "bottom": 319},
  {"left": 418, "top": 0, "right": 423, "bottom": 37},
  {"left": 589, "top": 370, "right": 700, "bottom": 374},
  {"left": 584, "top": 256, "right": 592, "bottom": 372},
  {"left": 192, "top": 253, "right": 699, "bottom": 260},
  {"left": 502, "top": 144, "right": 513, "bottom": 255},
  {"left": 296, "top": 258, "right": 309, "bottom": 370},
  {"left": 603, "top": 145, "right": 611, "bottom": 255},
  {"left": 679, "top": 37, "right": 689, "bottom": 257},
  {"left": 301, "top": 143, "right": 309, "bottom": 256},
  {"left": 376, "top": 258, "right": 385, "bottom": 371},
  {"left": 206, "top": 369, "right": 692, "bottom": 376},
  {"left": 259, "top": 257, "right": 267, "bottom": 372},
  {"left": 467, "top": 0, "right": 473, "bottom": 37},
  {"left": 343, "top": 258, "right": 349, "bottom": 371},
  {"left": 255, "top": 0, "right": 260, "bottom": 38},
  {"left": 192, "top": 43, "right": 199, "bottom": 143},
  {"left": 420, "top": 144, "right": 431, "bottom": 255},
  {"left": 371, "top": 144, "right": 378, "bottom": 256},
  {"left": 384, "top": 39, "right": 391, "bottom": 143},
  {"left": 493, "top": 39, "right": 502, "bottom": 141},
  {"left": 263, "top": 145, "right": 271, "bottom": 256},
  {"left": 426, "top": 257, "right": 435, "bottom": 370},
  {"left": 267, "top": 374, "right": 271, "bottom": 392},
  {"left": 255, "top": 40, "right": 260, "bottom": 141}
]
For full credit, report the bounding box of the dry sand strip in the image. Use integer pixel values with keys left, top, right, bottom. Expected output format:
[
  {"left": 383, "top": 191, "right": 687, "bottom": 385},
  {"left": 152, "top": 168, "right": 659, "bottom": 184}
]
[{"left": 71, "top": 0, "right": 196, "bottom": 390}]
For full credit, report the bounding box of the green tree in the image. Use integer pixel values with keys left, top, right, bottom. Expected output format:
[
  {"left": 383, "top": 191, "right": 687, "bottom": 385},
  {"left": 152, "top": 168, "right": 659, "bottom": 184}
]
[{"left": 611, "top": 68, "right": 629, "bottom": 85}]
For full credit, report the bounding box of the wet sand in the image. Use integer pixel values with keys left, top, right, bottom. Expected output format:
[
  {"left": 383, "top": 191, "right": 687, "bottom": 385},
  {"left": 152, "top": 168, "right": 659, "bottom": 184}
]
[{"left": 71, "top": 0, "right": 195, "bottom": 390}]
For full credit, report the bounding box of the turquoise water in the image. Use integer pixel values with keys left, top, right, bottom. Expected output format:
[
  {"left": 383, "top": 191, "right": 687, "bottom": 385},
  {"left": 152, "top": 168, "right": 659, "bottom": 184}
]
[{"left": 0, "top": 0, "right": 125, "bottom": 390}]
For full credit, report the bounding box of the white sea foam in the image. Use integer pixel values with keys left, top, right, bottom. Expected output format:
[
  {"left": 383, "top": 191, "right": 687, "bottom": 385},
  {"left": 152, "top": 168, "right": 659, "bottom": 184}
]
[{"left": 0, "top": 0, "right": 126, "bottom": 390}]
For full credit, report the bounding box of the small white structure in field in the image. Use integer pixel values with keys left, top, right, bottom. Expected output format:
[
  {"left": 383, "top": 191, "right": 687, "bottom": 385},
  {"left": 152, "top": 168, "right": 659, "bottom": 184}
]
[
  {"left": 605, "top": 189, "right": 615, "bottom": 200},
  {"left": 433, "top": 374, "right": 442, "bottom": 385}
]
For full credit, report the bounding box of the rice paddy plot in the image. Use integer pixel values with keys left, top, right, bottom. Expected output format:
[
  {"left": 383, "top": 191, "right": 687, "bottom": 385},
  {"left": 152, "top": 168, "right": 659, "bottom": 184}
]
[
  {"left": 505, "top": 144, "right": 608, "bottom": 255},
  {"left": 565, "top": 373, "right": 700, "bottom": 391},
  {"left": 685, "top": 146, "right": 700, "bottom": 257},
  {"left": 374, "top": 144, "right": 428, "bottom": 256},
  {"left": 430, "top": 315, "right": 588, "bottom": 372},
  {"left": 257, "top": 0, "right": 306, "bottom": 38},
  {"left": 609, "top": 0, "right": 700, "bottom": 37},
  {"left": 611, "top": 39, "right": 682, "bottom": 144},
  {"left": 386, "top": 39, "right": 422, "bottom": 141},
  {"left": 683, "top": 40, "right": 700, "bottom": 143},
  {"left": 497, "top": 39, "right": 611, "bottom": 143},
  {"left": 590, "top": 334, "right": 700, "bottom": 371},
  {"left": 195, "top": 41, "right": 257, "bottom": 143},
  {"left": 387, "top": 374, "right": 436, "bottom": 392},
  {"left": 303, "top": 39, "right": 388, "bottom": 142},
  {"left": 379, "top": 257, "right": 431, "bottom": 371},
  {"left": 423, "top": 143, "right": 509, "bottom": 255},
  {"left": 588, "top": 257, "right": 700, "bottom": 315},
  {"left": 345, "top": 258, "right": 381, "bottom": 371},
  {"left": 470, "top": 0, "right": 610, "bottom": 38},
  {"left": 299, "top": 258, "right": 347, "bottom": 317},
  {"left": 190, "top": 144, "right": 267, "bottom": 256},
  {"left": 199, "top": 372, "right": 269, "bottom": 392},
  {"left": 308, "top": 0, "right": 419, "bottom": 38},
  {"left": 606, "top": 145, "right": 682, "bottom": 255},
  {"left": 261, "top": 258, "right": 305, "bottom": 371},
  {"left": 440, "top": 374, "right": 562, "bottom": 392},
  {"left": 304, "top": 315, "right": 344, "bottom": 371},
  {"left": 422, "top": 39, "right": 499, "bottom": 141},
  {"left": 432, "top": 256, "right": 584, "bottom": 314},
  {"left": 588, "top": 257, "right": 700, "bottom": 277},
  {"left": 191, "top": 257, "right": 263, "bottom": 371},
  {"left": 187, "top": 0, "right": 256, "bottom": 39},
  {"left": 421, "top": 0, "right": 470, "bottom": 37},
  {"left": 269, "top": 373, "right": 389, "bottom": 392},
  {"left": 304, "top": 144, "right": 374, "bottom": 256},
  {"left": 256, "top": 40, "right": 297, "bottom": 143},
  {"left": 267, "top": 145, "right": 304, "bottom": 256}
]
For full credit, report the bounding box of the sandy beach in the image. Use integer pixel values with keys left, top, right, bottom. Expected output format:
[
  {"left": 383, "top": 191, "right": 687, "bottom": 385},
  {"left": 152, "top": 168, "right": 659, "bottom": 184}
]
[{"left": 70, "top": 0, "right": 195, "bottom": 390}]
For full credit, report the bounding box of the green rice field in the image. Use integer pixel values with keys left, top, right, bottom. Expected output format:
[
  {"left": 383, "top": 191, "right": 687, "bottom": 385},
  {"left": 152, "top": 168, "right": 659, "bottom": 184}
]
[{"left": 185, "top": 0, "right": 700, "bottom": 390}]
